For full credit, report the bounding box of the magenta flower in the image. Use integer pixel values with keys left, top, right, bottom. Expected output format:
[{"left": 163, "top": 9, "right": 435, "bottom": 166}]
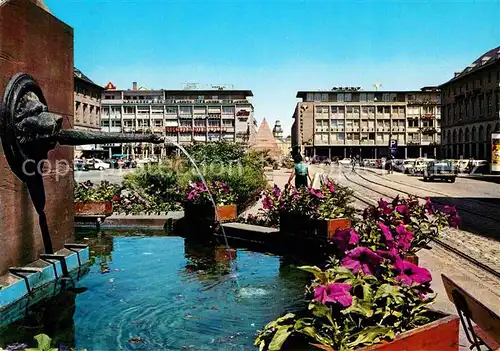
[
  {"left": 262, "top": 197, "right": 273, "bottom": 210},
  {"left": 377, "top": 222, "right": 395, "bottom": 248},
  {"left": 327, "top": 182, "right": 335, "bottom": 193},
  {"left": 313, "top": 283, "right": 353, "bottom": 307},
  {"left": 332, "top": 228, "right": 360, "bottom": 252},
  {"left": 310, "top": 188, "right": 325, "bottom": 199},
  {"left": 273, "top": 184, "right": 281, "bottom": 198},
  {"left": 448, "top": 214, "right": 461, "bottom": 228},
  {"left": 395, "top": 204, "right": 409, "bottom": 215},
  {"left": 378, "top": 199, "right": 393, "bottom": 215},
  {"left": 376, "top": 247, "right": 401, "bottom": 264},
  {"left": 341, "top": 247, "right": 383, "bottom": 275},
  {"left": 394, "top": 260, "right": 432, "bottom": 286},
  {"left": 424, "top": 198, "right": 434, "bottom": 214},
  {"left": 395, "top": 224, "right": 414, "bottom": 252}
]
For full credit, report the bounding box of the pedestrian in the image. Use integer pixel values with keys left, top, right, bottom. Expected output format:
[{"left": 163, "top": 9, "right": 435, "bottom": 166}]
[
  {"left": 287, "top": 154, "right": 312, "bottom": 188},
  {"left": 387, "top": 154, "right": 394, "bottom": 174},
  {"left": 351, "top": 157, "right": 356, "bottom": 172},
  {"left": 468, "top": 157, "right": 475, "bottom": 174}
]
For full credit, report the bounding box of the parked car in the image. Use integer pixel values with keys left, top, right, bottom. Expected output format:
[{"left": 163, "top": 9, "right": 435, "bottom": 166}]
[
  {"left": 85, "top": 158, "right": 110, "bottom": 171},
  {"left": 339, "top": 158, "right": 352, "bottom": 165},
  {"left": 423, "top": 160, "right": 458, "bottom": 182},
  {"left": 401, "top": 159, "right": 416, "bottom": 174}
]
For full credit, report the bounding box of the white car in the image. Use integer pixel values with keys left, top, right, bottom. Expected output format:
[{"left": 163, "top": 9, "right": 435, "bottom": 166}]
[
  {"left": 339, "top": 158, "right": 352, "bottom": 165},
  {"left": 88, "top": 159, "right": 110, "bottom": 171}
]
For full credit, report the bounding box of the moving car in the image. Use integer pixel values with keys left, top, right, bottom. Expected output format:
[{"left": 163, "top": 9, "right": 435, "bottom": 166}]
[
  {"left": 339, "top": 158, "right": 352, "bottom": 165},
  {"left": 423, "top": 160, "right": 458, "bottom": 182}
]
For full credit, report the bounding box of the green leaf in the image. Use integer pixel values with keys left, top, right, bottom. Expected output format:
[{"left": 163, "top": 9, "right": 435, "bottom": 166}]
[
  {"left": 299, "top": 266, "right": 327, "bottom": 283},
  {"left": 375, "top": 284, "right": 404, "bottom": 304},
  {"left": 34, "top": 334, "right": 52, "bottom": 351},
  {"left": 309, "top": 302, "right": 334, "bottom": 325},
  {"left": 268, "top": 327, "right": 292, "bottom": 350},
  {"left": 342, "top": 296, "right": 374, "bottom": 317},
  {"left": 346, "top": 326, "right": 395, "bottom": 348}
]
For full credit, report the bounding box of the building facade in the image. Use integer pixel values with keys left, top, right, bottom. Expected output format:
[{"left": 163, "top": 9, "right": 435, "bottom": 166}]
[
  {"left": 73, "top": 68, "right": 104, "bottom": 157},
  {"left": 100, "top": 82, "right": 256, "bottom": 156},
  {"left": 292, "top": 87, "right": 441, "bottom": 159},
  {"left": 440, "top": 46, "right": 500, "bottom": 161}
]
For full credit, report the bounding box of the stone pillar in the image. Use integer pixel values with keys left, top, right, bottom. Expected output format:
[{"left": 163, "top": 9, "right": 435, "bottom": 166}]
[
  {"left": 0, "top": 0, "right": 74, "bottom": 275},
  {"left": 374, "top": 148, "right": 377, "bottom": 159},
  {"left": 419, "top": 147, "right": 422, "bottom": 157},
  {"left": 344, "top": 147, "right": 347, "bottom": 158},
  {"left": 404, "top": 147, "right": 408, "bottom": 159},
  {"left": 328, "top": 148, "right": 331, "bottom": 159}
]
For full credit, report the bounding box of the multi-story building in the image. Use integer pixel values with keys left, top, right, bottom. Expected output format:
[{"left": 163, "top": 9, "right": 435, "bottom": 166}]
[
  {"left": 73, "top": 68, "right": 104, "bottom": 157},
  {"left": 440, "top": 46, "right": 500, "bottom": 161},
  {"left": 272, "top": 120, "right": 284, "bottom": 140},
  {"left": 100, "top": 82, "right": 256, "bottom": 156},
  {"left": 292, "top": 87, "right": 441, "bottom": 159}
]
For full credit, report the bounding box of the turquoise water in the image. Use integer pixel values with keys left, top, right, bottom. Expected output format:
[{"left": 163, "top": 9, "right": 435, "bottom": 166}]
[{"left": 0, "top": 235, "right": 309, "bottom": 350}]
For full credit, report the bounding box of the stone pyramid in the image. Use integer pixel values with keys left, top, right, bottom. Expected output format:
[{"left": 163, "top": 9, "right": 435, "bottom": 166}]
[{"left": 250, "top": 119, "right": 282, "bottom": 160}]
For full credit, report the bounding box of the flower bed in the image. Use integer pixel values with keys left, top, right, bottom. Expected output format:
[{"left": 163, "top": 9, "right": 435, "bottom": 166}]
[
  {"left": 74, "top": 200, "right": 113, "bottom": 216},
  {"left": 74, "top": 180, "right": 180, "bottom": 215},
  {"left": 251, "top": 179, "right": 356, "bottom": 233},
  {"left": 254, "top": 196, "right": 460, "bottom": 350},
  {"left": 183, "top": 181, "right": 237, "bottom": 223}
]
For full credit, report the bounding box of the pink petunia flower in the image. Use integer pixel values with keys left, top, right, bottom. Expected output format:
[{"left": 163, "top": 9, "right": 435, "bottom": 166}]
[
  {"left": 313, "top": 282, "right": 353, "bottom": 307},
  {"left": 395, "top": 223, "right": 414, "bottom": 252},
  {"left": 394, "top": 260, "right": 432, "bottom": 286},
  {"left": 377, "top": 222, "right": 395, "bottom": 248},
  {"left": 341, "top": 247, "right": 383, "bottom": 275},
  {"left": 332, "top": 228, "right": 360, "bottom": 252}
]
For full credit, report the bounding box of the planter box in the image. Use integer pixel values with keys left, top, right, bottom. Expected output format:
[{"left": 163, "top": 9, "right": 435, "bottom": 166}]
[
  {"left": 74, "top": 201, "right": 113, "bottom": 216},
  {"left": 184, "top": 203, "right": 237, "bottom": 223},
  {"left": 312, "top": 314, "right": 459, "bottom": 351},
  {"left": 280, "top": 212, "right": 351, "bottom": 239}
]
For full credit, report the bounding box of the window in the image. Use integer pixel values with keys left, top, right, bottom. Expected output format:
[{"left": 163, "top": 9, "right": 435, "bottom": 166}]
[
  {"left": 208, "top": 120, "right": 220, "bottom": 127},
  {"left": 337, "top": 93, "right": 344, "bottom": 102},
  {"left": 222, "top": 106, "right": 234, "bottom": 114},
  {"left": 314, "top": 93, "right": 322, "bottom": 101},
  {"left": 338, "top": 133, "right": 345, "bottom": 141},
  {"left": 382, "top": 93, "right": 390, "bottom": 102},
  {"left": 360, "top": 93, "right": 367, "bottom": 102},
  {"left": 180, "top": 106, "right": 191, "bottom": 114},
  {"left": 123, "top": 120, "right": 133, "bottom": 127},
  {"left": 321, "top": 93, "right": 329, "bottom": 102},
  {"left": 331, "top": 106, "right": 345, "bottom": 114},
  {"left": 222, "top": 119, "right": 234, "bottom": 126},
  {"left": 101, "top": 120, "right": 109, "bottom": 127},
  {"left": 166, "top": 106, "right": 177, "bottom": 114},
  {"left": 316, "top": 105, "right": 329, "bottom": 113},
  {"left": 479, "top": 95, "right": 484, "bottom": 115},
  {"left": 154, "top": 120, "right": 163, "bottom": 127},
  {"left": 487, "top": 94, "right": 492, "bottom": 115},
  {"left": 124, "top": 106, "right": 134, "bottom": 114},
  {"left": 408, "top": 119, "right": 419, "bottom": 128},
  {"left": 488, "top": 72, "right": 492, "bottom": 84},
  {"left": 306, "top": 93, "right": 314, "bottom": 101},
  {"left": 194, "top": 120, "right": 205, "bottom": 127},
  {"left": 344, "top": 93, "right": 352, "bottom": 102},
  {"left": 111, "top": 120, "right": 121, "bottom": 127},
  {"left": 346, "top": 106, "right": 359, "bottom": 114},
  {"left": 180, "top": 120, "right": 191, "bottom": 127},
  {"left": 422, "top": 120, "right": 434, "bottom": 127}
]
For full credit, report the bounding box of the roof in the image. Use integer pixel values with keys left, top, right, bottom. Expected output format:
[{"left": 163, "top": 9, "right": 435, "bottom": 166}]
[
  {"left": 74, "top": 68, "right": 104, "bottom": 90},
  {"left": 440, "top": 46, "right": 500, "bottom": 86},
  {"left": 296, "top": 88, "right": 439, "bottom": 98},
  {"left": 164, "top": 89, "right": 253, "bottom": 97}
]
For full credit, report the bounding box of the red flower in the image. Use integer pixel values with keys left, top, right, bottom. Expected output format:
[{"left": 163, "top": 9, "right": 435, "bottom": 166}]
[{"left": 313, "top": 283, "right": 353, "bottom": 307}]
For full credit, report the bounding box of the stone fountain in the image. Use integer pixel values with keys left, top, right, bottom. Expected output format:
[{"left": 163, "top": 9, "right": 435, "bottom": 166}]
[{"left": 0, "top": 0, "right": 163, "bottom": 309}]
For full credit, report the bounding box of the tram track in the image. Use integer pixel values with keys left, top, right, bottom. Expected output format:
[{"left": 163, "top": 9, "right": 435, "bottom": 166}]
[
  {"left": 339, "top": 170, "right": 500, "bottom": 280},
  {"left": 352, "top": 168, "right": 500, "bottom": 224},
  {"left": 359, "top": 168, "right": 500, "bottom": 214}
]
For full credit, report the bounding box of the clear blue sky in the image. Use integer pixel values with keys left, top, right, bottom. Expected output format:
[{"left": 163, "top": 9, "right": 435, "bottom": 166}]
[{"left": 46, "top": 0, "right": 499, "bottom": 135}]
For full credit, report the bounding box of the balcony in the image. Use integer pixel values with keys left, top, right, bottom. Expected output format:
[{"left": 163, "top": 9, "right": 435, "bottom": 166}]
[{"left": 407, "top": 100, "right": 438, "bottom": 105}]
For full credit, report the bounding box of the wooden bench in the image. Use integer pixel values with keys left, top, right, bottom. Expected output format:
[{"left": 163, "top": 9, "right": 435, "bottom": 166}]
[{"left": 442, "top": 274, "right": 500, "bottom": 350}]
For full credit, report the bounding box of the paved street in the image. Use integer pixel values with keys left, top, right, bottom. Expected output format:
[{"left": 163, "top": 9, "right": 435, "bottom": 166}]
[{"left": 74, "top": 168, "right": 134, "bottom": 184}]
